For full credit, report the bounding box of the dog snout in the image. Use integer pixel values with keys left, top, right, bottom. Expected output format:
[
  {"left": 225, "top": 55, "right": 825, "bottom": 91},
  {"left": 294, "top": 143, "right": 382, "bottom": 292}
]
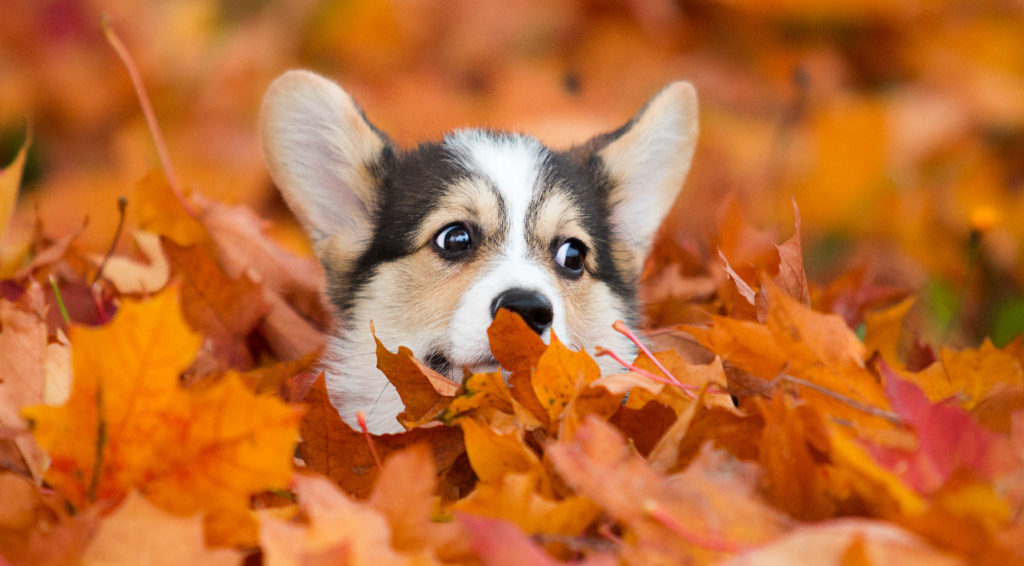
[{"left": 490, "top": 288, "right": 553, "bottom": 335}]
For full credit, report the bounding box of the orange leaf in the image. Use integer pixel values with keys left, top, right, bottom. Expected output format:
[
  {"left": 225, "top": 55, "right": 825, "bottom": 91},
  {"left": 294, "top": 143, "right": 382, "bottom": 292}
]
[
  {"left": 25, "top": 286, "right": 202, "bottom": 507},
  {"left": 0, "top": 472, "right": 94, "bottom": 566},
  {"left": 485, "top": 310, "right": 551, "bottom": 425},
  {"left": 454, "top": 471, "right": 600, "bottom": 536},
  {"left": 443, "top": 371, "right": 515, "bottom": 423},
  {"left": 488, "top": 308, "right": 547, "bottom": 374},
  {"left": 81, "top": 492, "right": 240, "bottom": 566},
  {"left": 368, "top": 444, "right": 463, "bottom": 555},
  {"left": 373, "top": 326, "right": 458, "bottom": 426},
  {"left": 141, "top": 374, "right": 301, "bottom": 533},
  {"left": 24, "top": 287, "right": 300, "bottom": 546},
  {"left": 772, "top": 199, "right": 810, "bottom": 306},
  {"left": 548, "top": 417, "right": 787, "bottom": 562},
  {"left": 864, "top": 297, "right": 916, "bottom": 366},
  {"left": 531, "top": 332, "right": 600, "bottom": 425},
  {"left": 901, "top": 340, "right": 1024, "bottom": 410},
  {"left": 459, "top": 417, "right": 542, "bottom": 485}
]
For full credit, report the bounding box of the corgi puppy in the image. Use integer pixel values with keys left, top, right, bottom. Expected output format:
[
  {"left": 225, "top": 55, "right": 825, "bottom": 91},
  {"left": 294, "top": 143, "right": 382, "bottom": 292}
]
[{"left": 260, "top": 71, "right": 698, "bottom": 433}]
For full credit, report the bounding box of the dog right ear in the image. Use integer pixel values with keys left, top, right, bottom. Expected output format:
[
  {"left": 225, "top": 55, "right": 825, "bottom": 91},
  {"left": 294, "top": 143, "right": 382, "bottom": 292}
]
[{"left": 260, "top": 70, "right": 389, "bottom": 264}]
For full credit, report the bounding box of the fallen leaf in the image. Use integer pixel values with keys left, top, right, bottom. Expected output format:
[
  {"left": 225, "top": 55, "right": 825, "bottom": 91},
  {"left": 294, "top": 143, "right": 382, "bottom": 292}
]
[
  {"left": 24, "top": 287, "right": 301, "bottom": 546},
  {"left": 0, "top": 281, "right": 49, "bottom": 480},
  {"left": 548, "top": 416, "right": 788, "bottom": 564},
  {"left": 25, "top": 286, "right": 203, "bottom": 507},
  {"left": 374, "top": 325, "right": 459, "bottom": 426},
  {"left": 867, "top": 363, "right": 997, "bottom": 495},
  {"left": 81, "top": 492, "right": 241, "bottom": 566},
  {"left": 458, "top": 513, "right": 616, "bottom": 566},
  {"left": 0, "top": 472, "right": 95, "bottom": 566},
  {"left": 86, "top": 230, "right": 170, "bottom": 294},
  {"left": 298, "top": 374, "right": 464, "bottom": 498},
  {"left": 715, "top": 519, "right": 963, "bottom": 566},
  {"left": 532, "top": 332, "right": 601, "bottom": 426},
  {"left": 164, "top": 238, "right": 271, "bottom": 370},
  {"left": 0, "top": 131, "right": 29, "bottom": 246},
  {"left": 260, "top": 473, "right": 428, "bottom": 566},
  {"left": 772, "top": 199, "right": 810, "bottom": 306}
]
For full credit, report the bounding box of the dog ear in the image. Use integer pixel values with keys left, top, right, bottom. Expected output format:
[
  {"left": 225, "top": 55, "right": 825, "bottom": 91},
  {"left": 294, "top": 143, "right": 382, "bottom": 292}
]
[
  {"left": 260, "top": 70, "right": 389, "bottom": 264},
  {"left": 595, "top": 82, "right": 698, "bottom": 273}
]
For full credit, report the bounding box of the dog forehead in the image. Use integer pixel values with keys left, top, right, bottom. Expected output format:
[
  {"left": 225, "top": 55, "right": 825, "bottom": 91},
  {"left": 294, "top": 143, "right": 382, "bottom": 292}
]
[{"left": 444, "top": 130, "right": 548, "bottom": 219}]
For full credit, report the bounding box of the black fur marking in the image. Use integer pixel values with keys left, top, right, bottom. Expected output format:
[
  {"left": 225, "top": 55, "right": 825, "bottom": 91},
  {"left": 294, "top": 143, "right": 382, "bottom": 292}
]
[
  {"left": 537, "top": 149, "right": 637, "bottom": 313},
  {"left": 328, "top": 141, "right": 474, "bottom": 317}
]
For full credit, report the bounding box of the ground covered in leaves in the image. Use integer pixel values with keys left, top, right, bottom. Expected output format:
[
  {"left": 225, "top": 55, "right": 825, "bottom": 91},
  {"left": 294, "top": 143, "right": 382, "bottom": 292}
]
[{"left": 3, "top": 1, "right": 1024, "bottom": 565}]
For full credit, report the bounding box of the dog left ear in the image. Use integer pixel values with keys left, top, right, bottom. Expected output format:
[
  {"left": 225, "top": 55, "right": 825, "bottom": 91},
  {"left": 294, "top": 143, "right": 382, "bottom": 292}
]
[{"left": 596, "top": 82, "right": 698, "bottom": 272}]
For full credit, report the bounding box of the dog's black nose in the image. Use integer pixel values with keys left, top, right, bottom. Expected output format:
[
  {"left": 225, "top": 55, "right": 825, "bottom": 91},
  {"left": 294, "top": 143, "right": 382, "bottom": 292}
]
[{"left": 491, "top": 288, "right": 553, "bottom": 335}]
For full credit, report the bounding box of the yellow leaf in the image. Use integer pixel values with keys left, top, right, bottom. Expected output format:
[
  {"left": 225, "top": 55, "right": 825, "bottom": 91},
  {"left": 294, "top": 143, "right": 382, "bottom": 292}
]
[
  {"left": 459, "top": 417, "right": 542, "bottom": 486},
  {"left": 531, "top": 332, "right": 600, "bottom": 425},
  {"left": 453, "top": 472, "right": 600, "bottom": 536},
  {"left": 0, "top": 130, "right": 29, "bottom": 246},
  {"left": 864, "top": 297, "right": 916, "bottom": 366}
]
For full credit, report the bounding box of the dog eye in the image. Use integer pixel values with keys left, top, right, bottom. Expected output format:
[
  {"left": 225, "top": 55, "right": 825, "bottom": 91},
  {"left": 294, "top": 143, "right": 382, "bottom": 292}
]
[
  {"left": 554, "top": 238, "right": 586, "bottom": 275},
  {"left": 434, "top": 223, "right": 473, "bottom": 256}
]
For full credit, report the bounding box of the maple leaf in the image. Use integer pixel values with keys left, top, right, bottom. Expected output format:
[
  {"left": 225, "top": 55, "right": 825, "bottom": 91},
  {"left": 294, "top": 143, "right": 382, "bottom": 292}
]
[
  {"left": 163, "top": 238, "right": 271, "bottom": 370},
  {"left": 0, "top": 281, "right": 52, "bottom": 480},
  {"left": 81, "top": 492, "right": 241, "bottom": 566},
  {"left": 373, "top": 325, "right": 459, "bottom": 426},
  {"left": 531, "top": 332, "right": 601, "bottom": 427},
  {"left": 868, "top": 363, "right": 997, "bottom": 495},
  {"left": 24, "top": 286, "right": 301, "bottom": 546},
  {"left": 459, "top": 416, "right": 543, "bottom": 485},
  {"left": 298, "top": 374, "right": 464, "bottom": 498},
  {"left": 259, "top": 473, "right": 433, "bottom": 566},
  {"left": 367, "top": 444, "right": 462, "bottom": 555},
  {"left": 453, "top": 471, "right": 601, "bottom": 537},
  {"left": 25, "top": 286, "right": 203, "bottom": 506},
  {"left": 548, "top": 416, "right": 788, "bottom": 564},
  {"left": 899, "top": 339, "right": 1024, "bottom": 410}
]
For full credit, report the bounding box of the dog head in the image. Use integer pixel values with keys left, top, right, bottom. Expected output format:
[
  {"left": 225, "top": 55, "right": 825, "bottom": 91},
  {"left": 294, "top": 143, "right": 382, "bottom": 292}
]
[{"left": 261, "top": 71, "right": 698, "bottom": 432}]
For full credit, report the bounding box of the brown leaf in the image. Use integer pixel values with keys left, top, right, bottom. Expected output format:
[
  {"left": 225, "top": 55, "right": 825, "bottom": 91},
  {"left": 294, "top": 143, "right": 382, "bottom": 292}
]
[
  {"left": 0, "top": 281, "right": 50, "bottom": 480},
  {"left": 298, "top": 374, "right": 464, "bottom": 498},
  {"left": 164, "top": 237, "right": 271, "bottom": 370},
  {"left": 772, "top": 199, "right": 810, "bottom": 306},
  {"left": 374, "top": 326, "right": 459, "bottom": 426}
]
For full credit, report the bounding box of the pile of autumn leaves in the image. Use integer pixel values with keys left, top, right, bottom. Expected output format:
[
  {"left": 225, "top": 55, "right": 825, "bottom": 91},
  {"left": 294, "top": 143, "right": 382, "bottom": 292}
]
[{"left": 3, "top": 152, "right": 1024, "bottom": 565}]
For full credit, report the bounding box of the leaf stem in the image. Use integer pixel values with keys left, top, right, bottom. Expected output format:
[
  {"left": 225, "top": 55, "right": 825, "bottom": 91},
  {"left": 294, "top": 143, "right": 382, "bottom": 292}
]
[
  {"left": 100, "top": 15, "right": 197, "bottom": 218},
  {"left": 91, "top": 196, "right": 128, "bottom": 287},
  {"left": 356, "top": 411, "right": 383, "bottom": 472},
  {"left": 643, "top": 500, "right": 749, "bottom": 553},
  {"left": 595, "top": 346, "right": 698, "bottom": 399},
  {"left": 613, "top": 320, "right": 683, "bottom": 386},
  {"left": 48, "top": 274, "right": 70, "bottom": 327},
  {"left": 773, "top": 373, "right": 902, "bottom": 425}
]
